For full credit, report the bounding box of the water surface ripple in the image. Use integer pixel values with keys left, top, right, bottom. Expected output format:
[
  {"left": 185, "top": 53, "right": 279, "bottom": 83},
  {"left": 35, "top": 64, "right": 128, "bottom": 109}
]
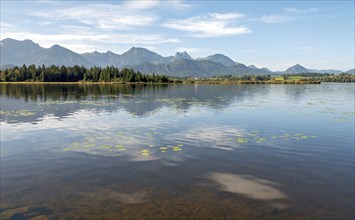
[{"left": 1, "top": 83, "right": 354, "bottom": 219}]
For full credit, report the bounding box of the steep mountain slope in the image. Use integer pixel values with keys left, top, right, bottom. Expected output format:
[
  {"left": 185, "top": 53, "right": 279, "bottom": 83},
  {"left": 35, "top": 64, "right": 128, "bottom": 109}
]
[
  {"left": 132, "top": 60, "right": 271, "bottom": 77},
  {"left": 230, "top": 64, "right": 271, "bottom": 75},
  {"left": 117, "top": 47, "right": 169, "bottom": 67},
  {"left": 25, "top": 45, "right": 93, "bottom": 67},
  {"left": 173, "top": 52, "right": 193, "bottom": 61},
  {"left": 284, "top": 64, "right": 344, "bottom": 74},
  {"left": 0, "top": 38, "right": 44, "bottom": 65},
  {"left": 261, "top": 67, "right": 273, "bottom": 73},
  {"left": 198, "top": 54, "right": 236, "bottom": 66},
  {"left": 81, "top": 51, "right": 121, "bottom": 67},
  {"left": 284, "top": 64, "right": 309, "bottom": 74}
]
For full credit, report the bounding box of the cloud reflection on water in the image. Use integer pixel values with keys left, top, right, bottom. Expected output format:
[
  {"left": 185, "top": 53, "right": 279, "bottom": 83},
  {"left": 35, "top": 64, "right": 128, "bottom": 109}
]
[
  {"left": 207, "top": 172, "right": 289, "bottom": 208},
  {"left": 169, "top": 125, "right": 246, "bottom": 150}
]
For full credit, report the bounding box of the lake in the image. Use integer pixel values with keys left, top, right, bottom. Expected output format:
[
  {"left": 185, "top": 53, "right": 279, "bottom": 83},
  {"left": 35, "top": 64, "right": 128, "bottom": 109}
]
[{"left": 0, "top": 83, "right": 354, "bottom": 219}]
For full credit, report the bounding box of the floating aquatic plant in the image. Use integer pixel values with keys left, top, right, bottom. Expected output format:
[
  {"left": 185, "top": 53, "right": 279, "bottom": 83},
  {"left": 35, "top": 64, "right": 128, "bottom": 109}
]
[
  {"left": 256, "top": 138, "right": 266, "bottom": 143},
  {"left": 61, "top": 126, "right": 318, "bottom": 158},
  {"left": 172, "top": 146, "right": 182, "bottom": 151},
  {"left": 141, "top": 149, "right": 150, "bottom": 156},
  {"left": 115, "top": 145, "right": 126, "bottom": 151},
  {"left": 294, "top": 133, "right": 303, "bottom": 136},
  {"left": 237, "top": 138, "right": 249, "bottom": 143},
  {"left": 0, "top": 110, "right": 36, "bottom": 117}
]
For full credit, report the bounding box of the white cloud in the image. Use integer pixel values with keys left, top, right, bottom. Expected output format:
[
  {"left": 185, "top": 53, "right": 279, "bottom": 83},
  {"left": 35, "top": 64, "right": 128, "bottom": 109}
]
[
  {"left": 284, "top": 7, "right": 318, "bottom": 14},
  {"left": 33, "top": 3, "right": 158, "bottom": 30},
  {"left": 0, "top": 32, "right": 179, "bottom": 53},
  {"left": 168, "top": 125, "right": 247, "bottom": 151},
  {"left": 122, "top": 0, "right": 191, "bottom": 10},
  {"left": 114, "top": 34, "right": 179, "bottom": 44},
  {"left": 207, "top": 172, "right": 288, "bottom": 208},
  {"left": 2, "top": 2, "right": 181, "bottom": 54},
  {"left": 258, "top": 7, "right": 319, "bottom": 24},
  {"left": 163, "top": 13, "right": 250, "bottom": 38},
  {"left": 0, "top": 21, "right": 15, "bottom": 31},
  {"left": 169, "top": 0, "right": 192, "bottom": 9},
  {"left": 38, "top": 21, "right": 53, "bottom": 26},
  {"left": 121, "top": 0, "right": 161, "bottom": 10},
  {"left": 31, "top": 1, "right": 193, "bottom": 31},
  {"left": 1, "top": 22, "right": 13, "bottom": 28},
  {"left": 210, "top": 12, "right": 244, "bottom": 20},
  {"left": 176, "top": 47, "right": 211, "bottom": 53},
  {"left": 258, "top": 14, "right": 294, "bottom": 23}
]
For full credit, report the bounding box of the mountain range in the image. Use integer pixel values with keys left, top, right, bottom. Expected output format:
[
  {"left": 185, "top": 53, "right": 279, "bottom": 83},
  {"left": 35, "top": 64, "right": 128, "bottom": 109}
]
[{"left": 0, "top": 38, "right": 353, "bottom": 76}]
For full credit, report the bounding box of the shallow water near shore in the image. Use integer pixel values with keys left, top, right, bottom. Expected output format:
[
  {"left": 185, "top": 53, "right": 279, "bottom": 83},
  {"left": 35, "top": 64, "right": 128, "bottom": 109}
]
[{"left": 1, "top": 83, "right": 354, "bottom": 219}]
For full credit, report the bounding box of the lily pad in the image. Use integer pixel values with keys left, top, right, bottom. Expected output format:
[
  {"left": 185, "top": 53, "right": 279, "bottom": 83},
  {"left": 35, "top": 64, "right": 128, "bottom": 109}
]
[
  {"left": 294, "top": 133, "right": 303, "bottom": 136},
  {"left": 237, "top": 138, "right": 249, "bottom": 143},
  {"left": 172, "top": 146, "right": 182, "bottom": 151},
  {"left": 256, "top": 137, "right": 266, "bottom": 143}
]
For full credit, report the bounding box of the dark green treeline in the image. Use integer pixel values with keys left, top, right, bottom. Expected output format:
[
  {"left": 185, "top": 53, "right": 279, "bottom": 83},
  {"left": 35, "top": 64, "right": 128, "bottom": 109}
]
[{"left": 0, "top": 64, "right": 169, "bottom": 83}]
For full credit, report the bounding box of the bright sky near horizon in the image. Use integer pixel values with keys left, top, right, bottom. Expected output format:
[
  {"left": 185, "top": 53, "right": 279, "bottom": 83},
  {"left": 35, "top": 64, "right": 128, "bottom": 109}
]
[{"left": 1, "top": 0, "right": 354, "bottom": 71}]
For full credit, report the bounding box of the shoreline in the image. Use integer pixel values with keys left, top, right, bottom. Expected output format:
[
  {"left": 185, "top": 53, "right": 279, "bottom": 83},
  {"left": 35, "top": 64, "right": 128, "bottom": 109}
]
[{"left": 0, "top": 81, "right": 323, "bottom": 85}]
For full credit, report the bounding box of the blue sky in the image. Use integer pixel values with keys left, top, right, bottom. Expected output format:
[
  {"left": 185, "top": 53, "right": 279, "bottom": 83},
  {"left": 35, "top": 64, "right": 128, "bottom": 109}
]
[{"left": 1, "top": 0, "right": 354, "bottom": 71}]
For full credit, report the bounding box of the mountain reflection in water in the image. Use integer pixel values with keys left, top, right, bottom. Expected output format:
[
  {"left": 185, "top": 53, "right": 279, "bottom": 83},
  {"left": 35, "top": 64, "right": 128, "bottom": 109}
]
[{"left": 0, "top": 83, "right": 354, "bottom": 219}]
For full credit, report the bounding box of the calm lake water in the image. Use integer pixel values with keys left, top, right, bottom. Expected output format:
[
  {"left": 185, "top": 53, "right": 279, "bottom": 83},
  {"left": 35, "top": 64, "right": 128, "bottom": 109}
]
[{"left": 0, "top": 83, "right": 354, "bottom": 220}]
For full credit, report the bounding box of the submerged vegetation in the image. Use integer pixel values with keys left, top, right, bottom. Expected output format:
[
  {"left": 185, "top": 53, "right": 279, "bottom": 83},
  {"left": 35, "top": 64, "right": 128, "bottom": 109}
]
[{"left": 0, "top": 64, "right": 354, "bottom": 84}]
